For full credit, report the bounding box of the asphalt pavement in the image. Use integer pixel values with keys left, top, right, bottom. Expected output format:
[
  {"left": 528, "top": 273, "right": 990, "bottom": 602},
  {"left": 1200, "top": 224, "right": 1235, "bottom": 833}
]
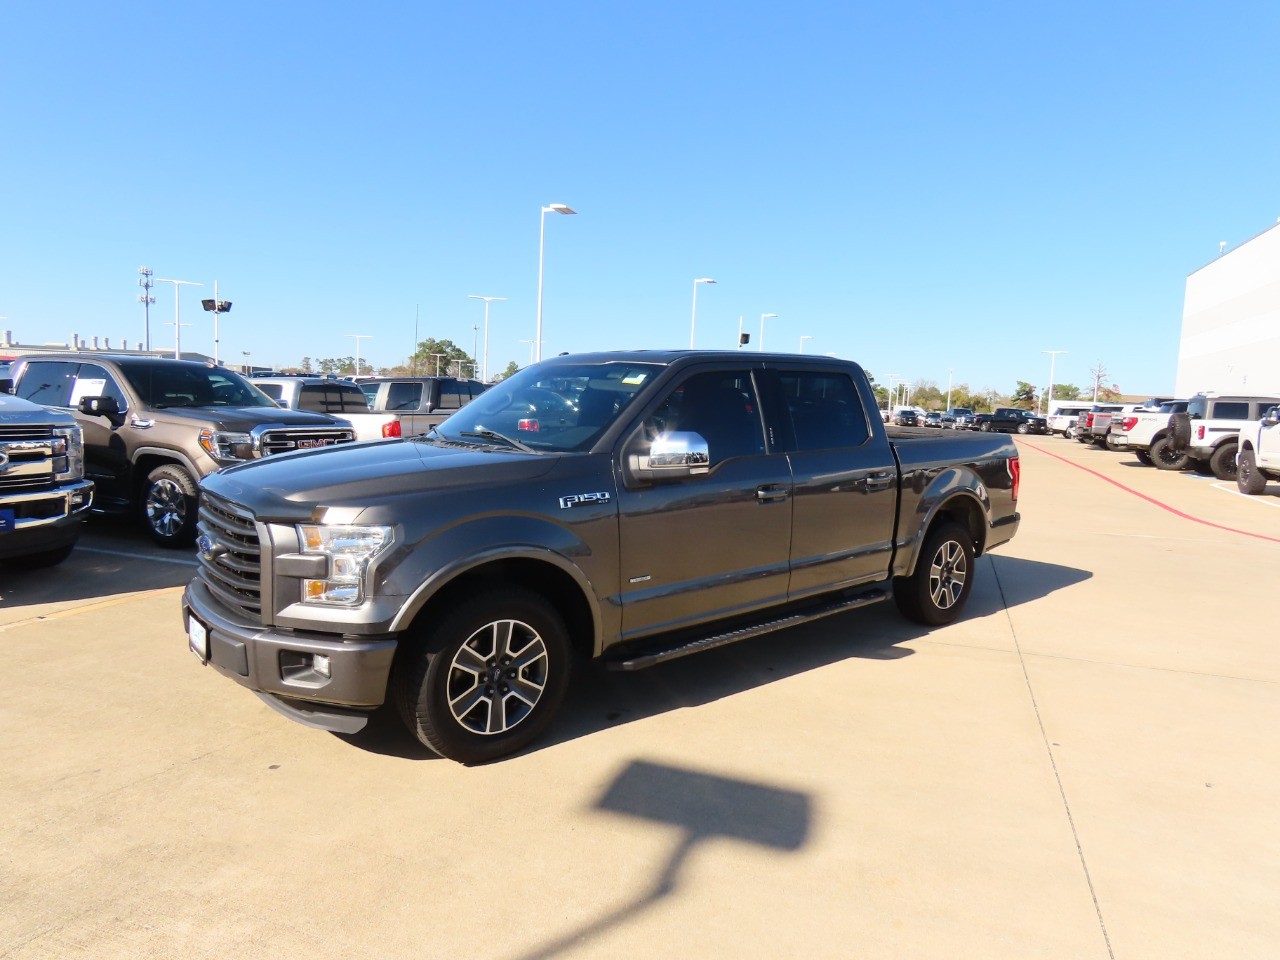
[{"left": 1, "top": 437, "right": 1277, "bottom": 959}]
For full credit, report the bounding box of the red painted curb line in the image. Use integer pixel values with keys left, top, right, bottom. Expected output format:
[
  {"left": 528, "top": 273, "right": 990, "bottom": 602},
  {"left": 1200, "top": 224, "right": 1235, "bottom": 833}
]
[{"left": 1016, "top": 438, "right": 1280, "bottom": 545}]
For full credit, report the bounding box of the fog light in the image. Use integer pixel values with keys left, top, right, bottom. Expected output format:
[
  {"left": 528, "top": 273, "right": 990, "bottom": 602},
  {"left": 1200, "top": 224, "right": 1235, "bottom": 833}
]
[{"left": 314, "top": 654, "right": 331, "bottom": 679}]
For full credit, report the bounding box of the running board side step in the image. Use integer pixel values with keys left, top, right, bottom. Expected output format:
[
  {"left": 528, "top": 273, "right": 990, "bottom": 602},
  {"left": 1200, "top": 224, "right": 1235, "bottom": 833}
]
[{"left": 603, "top": 587, "right": 889, "bottom": 671}]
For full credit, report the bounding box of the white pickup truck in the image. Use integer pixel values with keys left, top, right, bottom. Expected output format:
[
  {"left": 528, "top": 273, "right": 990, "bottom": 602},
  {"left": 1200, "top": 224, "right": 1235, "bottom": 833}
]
[
  {"left": 251, "top": 376, "right": 399, "bottom": 442},
  {"left": 1236, "top": 405, "right": 1280, "bottom": 494},
  {"left": 1107, "top": 400, "right": 1188, "bottom": 467}
]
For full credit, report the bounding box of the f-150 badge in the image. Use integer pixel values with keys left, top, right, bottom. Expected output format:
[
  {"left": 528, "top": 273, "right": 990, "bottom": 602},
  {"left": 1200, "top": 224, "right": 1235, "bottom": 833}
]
[{"left": 559, "top": 491, "right": 611, "bottom": 509}]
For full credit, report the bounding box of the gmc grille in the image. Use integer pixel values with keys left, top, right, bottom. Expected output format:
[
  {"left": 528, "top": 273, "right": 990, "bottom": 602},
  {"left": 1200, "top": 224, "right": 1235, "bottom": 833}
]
[
  {"left": 196, "top": 491, "right": 263, "bottom": 622},
  {"left": 257, "top": 427, "right": 354, "bottom": 457}
]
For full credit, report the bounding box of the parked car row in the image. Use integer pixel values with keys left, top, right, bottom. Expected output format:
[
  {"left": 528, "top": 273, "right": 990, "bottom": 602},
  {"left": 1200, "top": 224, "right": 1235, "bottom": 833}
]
[
  {"left": 1048, "top": 391, "right": 1280, "bottom": 493},
  {"left": 2, "top": 355, "right": 487, "bottom": 552}
]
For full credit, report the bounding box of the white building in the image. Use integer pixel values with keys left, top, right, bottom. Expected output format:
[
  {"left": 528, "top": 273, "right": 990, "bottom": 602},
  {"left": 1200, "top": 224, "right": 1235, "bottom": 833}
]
[{"left": 1176, "top": 222, "right": 1280, "bottom": 396}]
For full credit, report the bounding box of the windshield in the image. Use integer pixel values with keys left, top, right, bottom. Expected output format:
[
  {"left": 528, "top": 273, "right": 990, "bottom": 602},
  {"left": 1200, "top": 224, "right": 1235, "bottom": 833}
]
[
  {"left": 434, "top": 361, "right": 660, "bottom": 452},
  {"left": 119, "top": 361, "right": 277, "bottom": 408}
]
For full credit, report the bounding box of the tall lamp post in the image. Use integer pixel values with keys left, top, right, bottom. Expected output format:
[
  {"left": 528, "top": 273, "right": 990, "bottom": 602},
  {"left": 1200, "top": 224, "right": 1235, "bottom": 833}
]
[
  {"left": 468, "top": 295, "right": 507, "bottom": 382},
  {"left": 758, "top": 313, "right": 777, "bottom": 352},
  {"left": 155, "top": 278, "right": 202, "bottom": 359},
  {"left": 1042, "top": 349, "right": 1067, "bottom": 415},
  {"left": 798, "top": 335, "right": 812, "bottom": 354},
  {"left": 946, "top": 368, "right": 953, "bottom": 412},
  {"left": 690, "top": 278, "right": 716, "bottom": 348},
  {"left": 346, "top": 334, "right": 371, "bottom": 377},
  {"left": 200, "top": 280, "right": 232, "bottom": 365},
  {"left": 536, "top": 203, "right": 576, "bottom": 362}
]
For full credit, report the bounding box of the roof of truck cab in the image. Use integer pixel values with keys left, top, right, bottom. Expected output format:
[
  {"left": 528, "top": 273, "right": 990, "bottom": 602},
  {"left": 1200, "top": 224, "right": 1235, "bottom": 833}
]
[{"left": 536, "top": 350, "right": 861, "bottom": 366}]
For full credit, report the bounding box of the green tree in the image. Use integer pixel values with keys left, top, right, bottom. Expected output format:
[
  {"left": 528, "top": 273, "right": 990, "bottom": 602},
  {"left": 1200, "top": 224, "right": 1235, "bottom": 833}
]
[
  {"left": 1011, "top": 381, "right": 1037, "bottom": 409},
  {"left": 495, "top": 360, "right": 520, "bottom": 381},
  {"left": 412, "top": 338, "right": 473, "bottom": 377},
  {"left": 1050, "top": 383, "right": 1081, "bottom": 401}
]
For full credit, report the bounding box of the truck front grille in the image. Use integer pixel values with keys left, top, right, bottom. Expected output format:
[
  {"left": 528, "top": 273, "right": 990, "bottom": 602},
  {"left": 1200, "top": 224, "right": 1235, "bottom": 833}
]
[
  {"left": 257, "top": 427, "right": 355, "bottom": 457},
  {"left": 0, "top": 433, "right": 57, "bottom": 492},
  {"left": 196, "top": 491, "right": 262, "bottom": 621}
]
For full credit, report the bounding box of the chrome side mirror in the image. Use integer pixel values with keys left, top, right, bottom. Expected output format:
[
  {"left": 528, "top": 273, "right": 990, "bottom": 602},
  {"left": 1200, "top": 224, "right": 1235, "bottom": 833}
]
[
  {"left": 1265, "top": 407, "right": 1280, "bottom": 426},
  {"left": 631, "top": 431, "right": 710, "bottom": 481}
]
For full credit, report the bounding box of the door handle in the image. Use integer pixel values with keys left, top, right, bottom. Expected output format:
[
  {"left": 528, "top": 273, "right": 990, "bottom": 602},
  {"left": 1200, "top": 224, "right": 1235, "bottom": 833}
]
[
  {"left": 858, "top": 471, "right": 895, "bottom": 493},
  {"left": 756, "top": 484, "right": 789, "bottom": 503}
]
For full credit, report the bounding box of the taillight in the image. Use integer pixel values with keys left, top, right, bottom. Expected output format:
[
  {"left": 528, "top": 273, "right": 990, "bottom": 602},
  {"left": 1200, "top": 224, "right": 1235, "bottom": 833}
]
[
  {"left": 518, "top": 418, "right": 541, "bottom": 432},
  {"left": 1121, "top": 417, "right": 1139, "bottom": 431},
  {"left": 1196, "top": 426, "right": 1205, "bottom": 440},
  {"left": 1082, "top": 413, "right": 1093, "bottom": 427},
  {"left": 1008, "top": 456, "right": 1021, "bottom": 501},
  {"left": 381, "top": 420, "right": 402, "bottom": 438}
]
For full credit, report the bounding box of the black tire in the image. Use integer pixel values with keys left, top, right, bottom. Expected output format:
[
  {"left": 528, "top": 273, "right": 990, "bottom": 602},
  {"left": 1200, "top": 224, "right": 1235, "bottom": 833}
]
[
  {"left": 893, "top": 521, "right": 976, "bottom": 627},
  {"left": 1134, "top": 449, "right": 1153, "bottom": 467},
  {"left": 979, "top": 422, "right": 990, "bottom": 432},
  {"left": 393, "top": 586, "right": 572, "bottom": 764},
  {"left": 1016, "top": 423, "right": 1029, "bottom": 435},
  {"left": 2, "top": 542, "right": 76, "bottom": 569},
  {"left": 1168, "top": 412, "right": 1191, "bottom": 452},
  {"left": 1237, "top": 447, "right": 1267, "bottom": 495},
  {"left": 1209, "top": 441, "right": 1239, "bottom": 482},
  {"left": 1150, "top": 436, "right": 1189, "bottom": 470},
  {"left": 1063, "top": 427, "right": 1076, "bottom": 440},
  {"left": 1191, "top": 458, "right": 1214, "bottom": 476},
  {"left": 142, "top": 464, "right": 199, "bottom": 548}
]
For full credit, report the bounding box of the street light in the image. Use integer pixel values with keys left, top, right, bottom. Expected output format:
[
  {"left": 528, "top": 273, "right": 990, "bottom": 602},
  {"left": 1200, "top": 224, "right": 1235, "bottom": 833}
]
[
  {"left": 468, "top": 295, "right": 507, "bottom": 382},
  {"left": 241, "top": 351, "right": 251, "bottom": 374},
  {"left": 536, "top": 203, "right": 576, "bottom": 362},
  {"left": 200, "top": 280, "right": 232, "bottom": 365},
  {"left": 690, "top": 278, "right": 716, "bottom": 349},
  {"left": 138, "top": 267, "right": 155, "bottom": 351},
  {"left": 155, "top": 278, "right": 202, "bottom": 359},
  {"left": 758, "top": 313, "right": 777, "bottom": 352},
  {"left": 1042, "top": 349, "right": 1067, "bottom": 415},
  {"left": 518, "top": 339, "right": 538, "bottom": 366},
  {"left": 798, "top": 335, "right": 812, "bottom": 354},
  {"left": 346, "top": 334, "right": 371, "bottom": 377},
  {"left": 946, "top": 368, "right": 953, "bottom": 412}
]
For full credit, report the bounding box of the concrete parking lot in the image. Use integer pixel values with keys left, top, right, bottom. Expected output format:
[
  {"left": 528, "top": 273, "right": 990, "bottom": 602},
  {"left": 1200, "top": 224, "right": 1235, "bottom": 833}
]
[{"left": 2, "top": 437, "right": 1277, "bottom": 959}]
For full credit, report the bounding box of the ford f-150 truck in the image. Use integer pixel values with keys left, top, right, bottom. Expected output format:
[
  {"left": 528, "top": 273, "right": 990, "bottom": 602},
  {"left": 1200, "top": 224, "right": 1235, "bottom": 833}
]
[
  {"left": 0, "top": 393, "right": 94, "bottom": 566},
  {"left": 182, "top": 351, "right": 1022, "bottom": 763}
]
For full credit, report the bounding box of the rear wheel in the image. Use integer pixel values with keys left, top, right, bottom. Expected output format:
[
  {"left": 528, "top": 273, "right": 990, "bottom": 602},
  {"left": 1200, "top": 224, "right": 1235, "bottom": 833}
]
[
  {"left": 1209, "top": 441, "right": 1238, "bottom": 482},
  {"left": 1237, "top": 448, "right": 1267, "bottom": 495},
  {"left": 893, "top": 522, "right": 976, "bottom": 627},
  {"left": 393, "top": 586, "right": 572, "bottom": 764},
  {"left": 143, "top": 464, "right": 199, "bottom": 548}
]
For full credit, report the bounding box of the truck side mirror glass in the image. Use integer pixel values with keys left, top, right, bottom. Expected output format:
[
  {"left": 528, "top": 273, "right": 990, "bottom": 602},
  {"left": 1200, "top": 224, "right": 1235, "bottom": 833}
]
[
  {"left": 77, "top": 395, "right": 120, "bottom": 418},
  {"left": 630, "top": 431, "right": 710, "bottom": 482}
]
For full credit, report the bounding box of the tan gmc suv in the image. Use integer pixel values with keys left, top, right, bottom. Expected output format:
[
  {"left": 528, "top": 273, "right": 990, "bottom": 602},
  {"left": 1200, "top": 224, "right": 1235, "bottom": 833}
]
[{"left": 9, "top": 355, "right": 354, "bottom": 546}]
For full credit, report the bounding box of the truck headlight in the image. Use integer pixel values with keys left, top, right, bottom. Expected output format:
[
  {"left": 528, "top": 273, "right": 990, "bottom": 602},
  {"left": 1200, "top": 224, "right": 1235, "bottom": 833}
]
[
  {"left": 198, "top": 428, "right": 254, "bottom": 461},
  {"left": 53, "top": 425, "right": 84, "bottom": 481},
  {"left": 297, "top": 524, "right": 394, "bottom": 606}
]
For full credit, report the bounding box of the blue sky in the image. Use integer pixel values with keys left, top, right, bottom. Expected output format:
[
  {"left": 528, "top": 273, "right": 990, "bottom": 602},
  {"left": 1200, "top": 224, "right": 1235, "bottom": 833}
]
[{"left": 3, "top": 1, "right": 1277, "bottom": 395}]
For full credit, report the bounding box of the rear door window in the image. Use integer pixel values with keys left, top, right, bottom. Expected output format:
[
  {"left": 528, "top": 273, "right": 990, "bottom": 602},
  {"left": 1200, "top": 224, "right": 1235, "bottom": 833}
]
[
  {"left": 774, "top": 371, "right": 870, "bottom": 450},
  {"left": 15, "top": 361, "right": 79, "bottom": 407},
  {"left": 384, "top": 382, "right": 423, "bottom": 411},
  {"left": 438, "top": 381, "right": 467, "bottom": 410}
]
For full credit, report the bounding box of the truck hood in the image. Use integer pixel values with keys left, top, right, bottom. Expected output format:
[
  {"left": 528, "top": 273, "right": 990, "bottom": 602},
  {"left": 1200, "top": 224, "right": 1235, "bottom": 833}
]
[
  {"left": 0, "top": 393, "right": 77, "bottom": 425},
  {"left": 202, "top": 437, "right": 559, "bottom": 522},
  {"left": 154, "top": 405, "right": 342, "bottom": 430}
]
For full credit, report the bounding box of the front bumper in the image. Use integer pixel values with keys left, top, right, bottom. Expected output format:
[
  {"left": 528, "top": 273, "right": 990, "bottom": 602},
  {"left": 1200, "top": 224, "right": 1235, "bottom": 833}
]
[
  {"left": 0, "top": 480, "right": 94, "bottom": 560},
  {"left": 183, "top": 578, "right": 399, "bottom": 733}
]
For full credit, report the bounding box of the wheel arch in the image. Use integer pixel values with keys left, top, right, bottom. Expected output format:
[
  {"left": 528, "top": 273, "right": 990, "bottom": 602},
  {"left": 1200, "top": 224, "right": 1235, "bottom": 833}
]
[
  {"left": 131, "top": 448, "right": 202, "bottom": 504},
  {"left": 898, "top": 489, "right": 988, "bottom": 579},
  {"left": 390, "top": 550, "right": 600, "bottom": 661}
]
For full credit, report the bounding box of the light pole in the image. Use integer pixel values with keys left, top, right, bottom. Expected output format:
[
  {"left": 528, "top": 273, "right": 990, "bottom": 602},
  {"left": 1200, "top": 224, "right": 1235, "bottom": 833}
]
[
  {"left": 536, "top": 203, "right": 576, "bottom": 362},
  {"left": 690, "top": 278, "right": 716, "bottom": 348},
  {"left": 155, "top": 278, "right": 202, "bottom": 359},
  {"left": 200, "top": 281, "right": 232, "bottom": 365},
  {"left": 758, "top": 313, "right": 777, "bottom": 352},
  {"left": 885, "top": 372, "right": 900, "bottom": 418},
  {"left": 242, "top": 350, "right": 251, "bottom": 374},
  {"left": 430, "top": 353, "right": 448, "bottom": 376},
  {"left": 946, "top": 369, "right": 953, "bottom": 411},
  {"left": 518, "top": 339, "right": 537, "bottom": 366},
  {"left": 468, "top": 295, "right": 507, "bottom": 382},
  {"left": 471, "top": 324, "right": 479, "bottom": 378},
  {"left": 1042, "top": 349, "right": 1066, "bottom": 415},
  {"left": 799, "top": 335, "right": 812, "bottom": 354},
  {"left": 346, "top": 334, "right": 371, "bottom": 377},
  {"left": 138, "top": 267, "right": 155, "bottom": 351}
]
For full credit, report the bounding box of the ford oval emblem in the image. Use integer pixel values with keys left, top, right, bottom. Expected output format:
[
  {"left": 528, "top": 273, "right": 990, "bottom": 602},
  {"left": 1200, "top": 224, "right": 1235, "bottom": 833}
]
[{"left": 196, "top": 534, "right": 225, "bottom": 561}]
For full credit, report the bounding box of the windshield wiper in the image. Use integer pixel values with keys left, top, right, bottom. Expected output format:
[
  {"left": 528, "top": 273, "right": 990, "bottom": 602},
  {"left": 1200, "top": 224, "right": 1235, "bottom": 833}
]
[{"left": 459, "top": 429, "right": 536, "bottom": 453}]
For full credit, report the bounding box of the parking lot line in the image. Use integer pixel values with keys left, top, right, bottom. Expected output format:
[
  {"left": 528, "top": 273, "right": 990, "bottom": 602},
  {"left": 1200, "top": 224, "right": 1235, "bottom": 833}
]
[
  {"left": 1016, "top": 440, "right": 1280, "bottom": 544},
  {"left": 76, "top": 546, "right": 198, "bottom": 566},
  {"left": 1209, "top": 481, "right": 1280, "bottom": 509}
]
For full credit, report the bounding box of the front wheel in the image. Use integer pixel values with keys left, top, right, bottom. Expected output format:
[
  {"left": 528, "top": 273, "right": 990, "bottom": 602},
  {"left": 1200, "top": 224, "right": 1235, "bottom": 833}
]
[
  {"left": 1016, "top": 423, "right": 1029, "bottom": 435},
  {"left": 1209, "top": 441, "right": 1239, "bottom": 482},
  {"left": 143, "top": 464, "right": 199, "bottom": 547},
  {"left": 393, "top": 586, "right": 572, "bottom": 764},
  {"left": 1237, "top": 448, "right": 1267, "bottom": 495},
  {"left": 893, "top": 522, "right": 976, "bottom": 627}
]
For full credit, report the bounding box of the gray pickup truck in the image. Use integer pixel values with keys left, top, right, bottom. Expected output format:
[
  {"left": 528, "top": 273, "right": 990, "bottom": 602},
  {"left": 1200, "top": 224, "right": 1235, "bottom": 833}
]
[
  {"left": 183, "top": 351, "right": 1021, "bottom": 763},
  {"left": 0, "top": 393, "right": 94, "bottom": 567}
]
